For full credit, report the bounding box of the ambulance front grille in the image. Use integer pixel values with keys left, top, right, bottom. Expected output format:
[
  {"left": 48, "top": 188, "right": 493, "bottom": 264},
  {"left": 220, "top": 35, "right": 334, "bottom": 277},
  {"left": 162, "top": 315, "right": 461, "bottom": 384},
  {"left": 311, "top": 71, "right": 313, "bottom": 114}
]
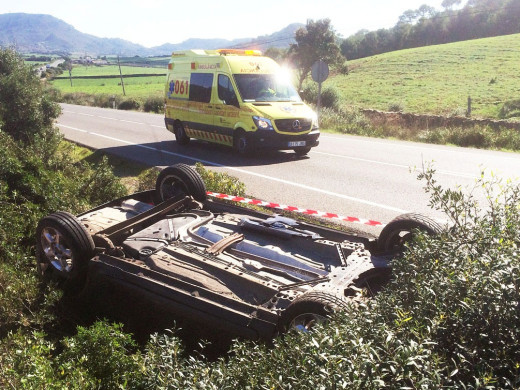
[{"left": 275, "top": 118, "right": 312, "bottom": 133}]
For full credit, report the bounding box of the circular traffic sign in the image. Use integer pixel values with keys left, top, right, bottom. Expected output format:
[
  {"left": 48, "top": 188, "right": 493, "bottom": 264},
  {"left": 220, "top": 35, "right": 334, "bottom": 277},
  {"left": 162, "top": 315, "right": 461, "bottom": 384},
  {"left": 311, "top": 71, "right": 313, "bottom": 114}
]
[{"left": 311, "top": 60, "right": 329, "bottom": 83}]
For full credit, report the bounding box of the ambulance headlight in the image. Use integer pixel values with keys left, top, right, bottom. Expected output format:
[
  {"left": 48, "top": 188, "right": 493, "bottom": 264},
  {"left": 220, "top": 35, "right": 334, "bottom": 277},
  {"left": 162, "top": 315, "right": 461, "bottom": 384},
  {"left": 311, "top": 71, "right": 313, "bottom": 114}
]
[{"left": 253, "top": 116, "right": 274, "bottom": 130}]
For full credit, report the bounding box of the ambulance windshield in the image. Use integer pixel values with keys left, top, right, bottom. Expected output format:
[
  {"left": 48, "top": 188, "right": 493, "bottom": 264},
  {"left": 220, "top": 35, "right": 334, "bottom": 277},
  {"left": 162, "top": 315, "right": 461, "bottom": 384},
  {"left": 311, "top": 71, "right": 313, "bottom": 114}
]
[{"left": 234, "top": 73, "right": 302, "bottom": 103}]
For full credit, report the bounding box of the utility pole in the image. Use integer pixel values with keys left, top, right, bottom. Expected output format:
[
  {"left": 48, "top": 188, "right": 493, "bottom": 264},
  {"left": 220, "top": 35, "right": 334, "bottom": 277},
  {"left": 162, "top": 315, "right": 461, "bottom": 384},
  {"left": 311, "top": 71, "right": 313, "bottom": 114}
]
[{"left": 117, "top": 55, "right": 126, "bottom": 96}]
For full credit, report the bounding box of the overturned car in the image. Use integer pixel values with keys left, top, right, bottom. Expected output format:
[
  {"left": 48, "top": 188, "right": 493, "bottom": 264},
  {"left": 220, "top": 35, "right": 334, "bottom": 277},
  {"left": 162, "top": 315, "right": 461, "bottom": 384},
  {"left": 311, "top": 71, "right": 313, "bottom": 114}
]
[{"left": 36, "top": 164, "right": 442, "bottom": 340}]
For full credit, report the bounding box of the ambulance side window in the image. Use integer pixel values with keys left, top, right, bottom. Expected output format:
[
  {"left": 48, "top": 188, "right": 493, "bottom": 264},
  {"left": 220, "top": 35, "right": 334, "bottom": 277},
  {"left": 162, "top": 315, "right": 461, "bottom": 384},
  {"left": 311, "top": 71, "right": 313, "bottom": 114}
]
[
  {"left": 218, "top": 74, "right": 239, "bottom": 107},
  {"left": 189, "top": 73, "right": 213, "bottom": 103}
]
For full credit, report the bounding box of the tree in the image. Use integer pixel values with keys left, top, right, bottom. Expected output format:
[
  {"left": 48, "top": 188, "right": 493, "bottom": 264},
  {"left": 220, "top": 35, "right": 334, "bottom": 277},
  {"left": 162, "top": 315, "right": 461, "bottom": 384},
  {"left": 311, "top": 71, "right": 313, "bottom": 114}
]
[
  {"left": 0, "top": 48, "right": 60, "bottom": 144},
  {"left": 289, "top": 19, "right": 341, "bottom": 91},
  {"left": 441, "top": 0, "right": 462, "bottom": 10}
]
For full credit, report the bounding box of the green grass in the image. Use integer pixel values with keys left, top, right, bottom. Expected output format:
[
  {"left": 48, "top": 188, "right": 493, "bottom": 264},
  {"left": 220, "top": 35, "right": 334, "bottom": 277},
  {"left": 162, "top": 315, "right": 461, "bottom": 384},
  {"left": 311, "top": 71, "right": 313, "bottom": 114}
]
[
  {"left": 50, "top": 64, "right": 166, "bottom": 98},
  {"left": 67, "top": 64, "right": 166, "bottom": 77},
  {"left": 52, "top": 74, "right": 165, "bottom": 98},
  {"left": 329, "top": 33, "right": 520, "bottom": 119}
]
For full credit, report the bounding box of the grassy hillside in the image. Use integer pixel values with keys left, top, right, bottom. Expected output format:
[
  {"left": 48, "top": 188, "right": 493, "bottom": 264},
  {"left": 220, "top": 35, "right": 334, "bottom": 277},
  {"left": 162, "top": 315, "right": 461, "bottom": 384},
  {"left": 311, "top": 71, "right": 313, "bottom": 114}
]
[{"left": 329, "top": 33, "right": 520, "bottom": 119}]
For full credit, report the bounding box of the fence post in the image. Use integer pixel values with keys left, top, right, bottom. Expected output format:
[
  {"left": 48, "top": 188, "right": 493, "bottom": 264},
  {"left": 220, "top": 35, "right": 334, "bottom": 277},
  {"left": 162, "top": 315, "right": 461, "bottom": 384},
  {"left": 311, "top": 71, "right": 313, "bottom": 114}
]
[{"left": 466, "top": 96, "right": 472, "bottom": 117}]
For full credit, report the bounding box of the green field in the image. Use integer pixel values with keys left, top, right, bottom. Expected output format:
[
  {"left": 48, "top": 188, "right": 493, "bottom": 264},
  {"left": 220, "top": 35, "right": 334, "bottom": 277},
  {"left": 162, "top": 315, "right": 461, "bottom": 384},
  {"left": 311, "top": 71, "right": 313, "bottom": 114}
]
[
  {"left": 49, "top": 34, "right": 520, "bottom": 119},
  {"left": 66, "top": 64, "right": 166, "bottom": 77},
  {"left": 51, "top": 65, "right": 166, "bottom": 98},
  {"left": 330, "top": 33, "right": 520, "bottom": 118}
]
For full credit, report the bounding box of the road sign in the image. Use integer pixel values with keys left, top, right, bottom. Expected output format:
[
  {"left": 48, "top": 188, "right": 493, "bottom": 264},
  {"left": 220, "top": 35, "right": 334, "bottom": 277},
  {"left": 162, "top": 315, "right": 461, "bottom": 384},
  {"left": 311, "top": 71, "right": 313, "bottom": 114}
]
[{"left": 311, "top": 60, "right": 329, "bottom": 83}]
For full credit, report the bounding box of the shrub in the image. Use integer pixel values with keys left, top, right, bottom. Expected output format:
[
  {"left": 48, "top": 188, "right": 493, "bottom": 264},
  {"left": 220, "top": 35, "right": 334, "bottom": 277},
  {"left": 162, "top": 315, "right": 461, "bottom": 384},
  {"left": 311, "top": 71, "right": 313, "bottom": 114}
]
[
  {"left": 301, "top": 83, "right": 340, "bottom": 110},
  {"left": 118, "top": 97, "right": 140, "bottom": 111},
  {"left": 0, "top": 48, "right": 60, "bottom": 143},
  {"left": 143, "top": 95, "right": 164, "bottom": 113},
  {"left": 137, "top": 167, "right": 160, "bottom": 192},
  {"left": 195, "top": 162, "right": 246, "bottom": 196},
  {"left": 388, "top": 101, "right": 405, "bottom": 112}
]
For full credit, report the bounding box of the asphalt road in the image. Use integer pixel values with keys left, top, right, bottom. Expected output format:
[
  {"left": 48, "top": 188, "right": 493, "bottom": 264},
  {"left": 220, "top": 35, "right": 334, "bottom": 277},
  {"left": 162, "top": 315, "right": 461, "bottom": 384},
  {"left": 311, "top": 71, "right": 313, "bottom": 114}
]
[{"left": 57, "top": 103, "right": 520, "bottom": 236}]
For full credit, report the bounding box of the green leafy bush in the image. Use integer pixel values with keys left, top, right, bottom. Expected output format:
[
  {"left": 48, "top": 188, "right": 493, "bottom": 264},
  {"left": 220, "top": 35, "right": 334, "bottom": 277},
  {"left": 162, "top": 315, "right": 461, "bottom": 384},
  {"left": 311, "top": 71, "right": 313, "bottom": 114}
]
[
  {"left": 143, "top": 95, "right": 164, "bottom": 113},
  {"left": 301, "top": 83, "right": 340, "bottom": 110},
  {"left": 0, "top": 48, "right": 126, "bottom": 342},
  {"left": 0, "top": 49, "right": 60, "bottom": 143},
  {"left": 195, "top": 162, "right": 245, "bottom": 196},
  {"left": 118, "top": 97, "right": 140, "bottom": 111}
]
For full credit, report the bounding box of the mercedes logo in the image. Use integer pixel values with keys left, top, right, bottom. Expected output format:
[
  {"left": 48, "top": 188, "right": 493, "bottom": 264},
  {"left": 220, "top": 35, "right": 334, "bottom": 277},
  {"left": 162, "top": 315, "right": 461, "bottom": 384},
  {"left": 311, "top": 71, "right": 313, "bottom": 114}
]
[{"left": 292, "top": 120, "right": 301, "bottom": 130}]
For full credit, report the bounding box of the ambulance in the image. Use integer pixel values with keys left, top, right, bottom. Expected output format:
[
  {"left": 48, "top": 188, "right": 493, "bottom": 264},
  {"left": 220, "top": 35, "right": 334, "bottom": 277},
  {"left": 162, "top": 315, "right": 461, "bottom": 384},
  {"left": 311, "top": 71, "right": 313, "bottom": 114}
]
[{"left": 164, "top": 49, "right": 319, "bottom": 156}]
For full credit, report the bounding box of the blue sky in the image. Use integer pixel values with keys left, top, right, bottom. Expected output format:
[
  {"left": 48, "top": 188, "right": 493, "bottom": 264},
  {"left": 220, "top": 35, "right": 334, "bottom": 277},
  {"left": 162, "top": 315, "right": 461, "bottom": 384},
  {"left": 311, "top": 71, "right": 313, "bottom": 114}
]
[{"left": 3, "top": 0, "right": 446, "bottom": 47}]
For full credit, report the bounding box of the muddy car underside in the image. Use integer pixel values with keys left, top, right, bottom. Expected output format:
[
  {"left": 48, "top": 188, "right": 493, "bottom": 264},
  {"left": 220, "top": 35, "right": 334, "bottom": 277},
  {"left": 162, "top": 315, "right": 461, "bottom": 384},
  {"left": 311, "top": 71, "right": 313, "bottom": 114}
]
[{"left": 36, "top": 164, "right": 441, "bottom": 340}]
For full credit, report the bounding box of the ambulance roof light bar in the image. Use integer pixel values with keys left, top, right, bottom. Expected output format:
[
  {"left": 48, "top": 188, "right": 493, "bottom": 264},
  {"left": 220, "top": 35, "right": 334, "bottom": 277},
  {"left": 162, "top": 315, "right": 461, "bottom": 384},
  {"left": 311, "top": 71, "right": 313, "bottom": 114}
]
[{"left": 216, "top": 49, "right": 262, "bottom": 56}]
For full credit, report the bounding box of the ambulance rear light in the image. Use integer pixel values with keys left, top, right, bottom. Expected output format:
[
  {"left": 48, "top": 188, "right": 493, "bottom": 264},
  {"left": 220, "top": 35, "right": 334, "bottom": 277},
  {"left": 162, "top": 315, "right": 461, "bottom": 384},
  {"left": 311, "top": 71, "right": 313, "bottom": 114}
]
[{"left": 217, "top": 49, "right": 262, "bottom": 56}]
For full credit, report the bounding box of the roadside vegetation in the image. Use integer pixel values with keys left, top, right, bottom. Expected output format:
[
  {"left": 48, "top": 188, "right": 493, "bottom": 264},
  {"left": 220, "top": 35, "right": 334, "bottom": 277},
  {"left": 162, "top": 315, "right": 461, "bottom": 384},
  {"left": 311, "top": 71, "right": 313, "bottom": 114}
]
[{"left": 1, "top": 47, "right": 520, "bottom": 388}]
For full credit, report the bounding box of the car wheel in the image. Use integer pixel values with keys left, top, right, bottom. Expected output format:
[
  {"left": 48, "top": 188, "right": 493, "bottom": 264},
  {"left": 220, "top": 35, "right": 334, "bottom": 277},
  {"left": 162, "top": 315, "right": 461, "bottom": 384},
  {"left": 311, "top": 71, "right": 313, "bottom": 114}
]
[
  {"left": 36, "top": 211, "right": 95, "bottom": 291},
  {"left": 174, "top": 121, "right": 190, "bottom": 145},
  {"left": 293, "top": 147, "right": 311, "bottom": 156},
  {"left": 279, "top": 291, "right": 350, "bottom": 333},
  {"left": 156, "top": 163, "right": 207, "bottom": 203},
  {"left": 377, "top": 212, "right": 443, "bottom": 253},
  {"left": 233, "top": 130, "right": 250, "bottom": 155}
]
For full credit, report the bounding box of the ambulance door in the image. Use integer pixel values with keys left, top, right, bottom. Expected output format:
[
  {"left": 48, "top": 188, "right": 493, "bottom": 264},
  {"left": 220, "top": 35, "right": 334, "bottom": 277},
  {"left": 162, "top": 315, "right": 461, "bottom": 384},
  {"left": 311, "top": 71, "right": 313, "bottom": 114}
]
[
  {"left": 187, "top": 73, "right": 215, "bottom": 138},
  {"left": 215, "top": 73, "right": 240, "bottom": 146}
]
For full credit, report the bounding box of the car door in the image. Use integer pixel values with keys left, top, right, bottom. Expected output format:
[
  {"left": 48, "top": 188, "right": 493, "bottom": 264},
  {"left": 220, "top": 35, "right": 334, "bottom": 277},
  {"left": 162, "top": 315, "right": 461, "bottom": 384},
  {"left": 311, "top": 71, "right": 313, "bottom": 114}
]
[
  {"left": 187, "top": 72, "right": 215, "bottom": 140},
  {"left": 215, "top": 73, "right": 240, "bottom": 146}
]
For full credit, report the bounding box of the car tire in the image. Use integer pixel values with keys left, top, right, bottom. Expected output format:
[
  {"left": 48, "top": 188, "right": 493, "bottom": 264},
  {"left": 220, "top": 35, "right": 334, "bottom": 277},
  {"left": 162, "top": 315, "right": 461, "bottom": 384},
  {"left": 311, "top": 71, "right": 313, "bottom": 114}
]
[
  {"left": 377, "top": 212, "right": 443, "bottom": 253},
  {"left": 36, "top": 211, "right": 95, "bottom": 292},
  {"left": 233, "top": 130, "right": 250, "bottom": 155},
  {"left": 279, "top": 291, "right": 350, "bottom": 333},
  {"left": 156, "top": 163, "right": 207, "bottom": 203},
  {"left": 293, "top": 147, "right": 311, "bottom": 156},
  {"left": 174, "top": 121, "right": 190, "bottom": 145}
]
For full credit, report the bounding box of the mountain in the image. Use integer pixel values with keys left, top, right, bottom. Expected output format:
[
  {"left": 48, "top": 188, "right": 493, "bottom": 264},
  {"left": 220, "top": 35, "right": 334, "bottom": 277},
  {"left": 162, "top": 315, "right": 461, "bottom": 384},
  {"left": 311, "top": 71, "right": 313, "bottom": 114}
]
[{"left": 0, "top": 13, "right": 302, "bottom": 56}]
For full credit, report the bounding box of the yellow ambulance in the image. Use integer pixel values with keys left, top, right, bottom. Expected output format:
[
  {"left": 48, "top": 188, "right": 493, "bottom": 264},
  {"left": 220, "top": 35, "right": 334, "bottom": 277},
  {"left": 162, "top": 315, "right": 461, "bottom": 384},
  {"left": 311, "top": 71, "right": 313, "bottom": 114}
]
[{"left": 164, "top": 49, "right": 319, "bottom": 156}]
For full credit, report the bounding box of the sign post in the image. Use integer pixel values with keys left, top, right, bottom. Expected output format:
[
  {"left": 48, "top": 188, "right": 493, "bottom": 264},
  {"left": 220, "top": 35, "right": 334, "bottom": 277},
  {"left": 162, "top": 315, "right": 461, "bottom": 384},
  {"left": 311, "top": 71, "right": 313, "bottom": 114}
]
[{"left": 311, "top": 60, "right": 329, "bottom": 123}]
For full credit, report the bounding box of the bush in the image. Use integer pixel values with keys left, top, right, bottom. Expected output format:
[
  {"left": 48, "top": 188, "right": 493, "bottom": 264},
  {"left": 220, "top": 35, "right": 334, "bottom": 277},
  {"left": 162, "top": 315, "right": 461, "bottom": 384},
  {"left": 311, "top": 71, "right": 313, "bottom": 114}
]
[
  {"left": 0, "top": 48, "right": 60, "bottom": 143},
  {"left": 388, "top": 101, "right": 405, "bottom": 112},
  {"left": 301, "top": 83, "right": 340, "bottom": 110},
  {"left": 195, "top": 162, "right": 245, "bottom": 196},
  {"left": 137, "top": 167, "right": 160, "bottom": 192},
  {"left": 0, "top": 48, "right": 126, "bottom": 340},
  {"left": 143, "top": 95, "right": 164, "bottom": 113},
  {"left": 118, "top": 97, "right": 140, "bottom": 111}
]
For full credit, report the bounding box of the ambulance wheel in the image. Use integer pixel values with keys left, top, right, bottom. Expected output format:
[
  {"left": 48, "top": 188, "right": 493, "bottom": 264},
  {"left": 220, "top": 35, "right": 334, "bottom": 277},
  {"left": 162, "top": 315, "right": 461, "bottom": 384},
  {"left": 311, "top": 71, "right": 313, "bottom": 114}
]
[
  {"left": 294, "top": 147, "right": 311, "bottom": 156},
  {"left": 233, "top": 130, "right": 250, "bottom": 155},
  {"left": 174, "top": 122, "right": 190, "bottom": 145}
]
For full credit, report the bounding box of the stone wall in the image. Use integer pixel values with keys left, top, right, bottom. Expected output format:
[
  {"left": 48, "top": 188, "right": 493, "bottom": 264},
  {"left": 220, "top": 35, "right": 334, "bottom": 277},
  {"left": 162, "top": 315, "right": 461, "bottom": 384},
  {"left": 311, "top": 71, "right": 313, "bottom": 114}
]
[{"left": 361, "top": 109, "right": 520, "bottom": 130}]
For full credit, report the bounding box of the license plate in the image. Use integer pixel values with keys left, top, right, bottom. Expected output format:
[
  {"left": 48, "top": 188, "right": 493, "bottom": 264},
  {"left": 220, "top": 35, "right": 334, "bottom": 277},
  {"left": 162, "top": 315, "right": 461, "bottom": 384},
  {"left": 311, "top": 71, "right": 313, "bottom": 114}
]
[{"left": 288, "top": 141, "right": 306, "bottom": 147}]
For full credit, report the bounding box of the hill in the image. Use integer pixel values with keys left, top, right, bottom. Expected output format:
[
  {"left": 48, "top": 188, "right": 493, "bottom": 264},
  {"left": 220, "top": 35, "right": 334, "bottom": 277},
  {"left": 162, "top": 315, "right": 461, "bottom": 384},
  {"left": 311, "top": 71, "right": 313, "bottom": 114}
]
[
  {"left": 0, "top": 13, "right": 301, "bottom": 56},
  {"left": 330, "top": 33, "right": 520, "bottom": 119}
]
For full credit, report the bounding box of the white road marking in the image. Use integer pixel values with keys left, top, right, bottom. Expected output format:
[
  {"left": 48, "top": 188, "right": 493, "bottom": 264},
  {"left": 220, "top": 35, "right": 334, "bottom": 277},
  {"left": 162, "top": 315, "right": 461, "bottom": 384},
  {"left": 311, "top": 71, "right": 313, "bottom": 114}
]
[
  {"left": 320, "top": 134, "right": 520, "bottom": 162},
  {"left": 312, "top": 150, "right": 479, "bottom": 179},
  {"left": 59, "top": 123, "right": 408, "bottom": 214},
  {"left": 63, "top": 110, "right": 164, "bottom": 128}
]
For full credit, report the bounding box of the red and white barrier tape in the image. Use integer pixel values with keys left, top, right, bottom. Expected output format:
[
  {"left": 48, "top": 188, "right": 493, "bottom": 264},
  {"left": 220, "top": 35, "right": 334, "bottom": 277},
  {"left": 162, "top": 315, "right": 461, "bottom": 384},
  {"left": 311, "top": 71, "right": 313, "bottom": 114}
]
[{"left": 206, "top": 191, "right": 386, "bottom": 228}]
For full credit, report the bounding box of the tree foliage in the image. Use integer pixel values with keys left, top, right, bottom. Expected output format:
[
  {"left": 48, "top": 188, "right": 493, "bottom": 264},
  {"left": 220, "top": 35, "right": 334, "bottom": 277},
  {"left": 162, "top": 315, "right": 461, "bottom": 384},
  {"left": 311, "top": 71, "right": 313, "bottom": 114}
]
[
  {"left": 289, "top": 19, "right": 341, "bottom": 90},
  {"left": 341, "top": 0, "right": 520, "bottom": 60}
]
